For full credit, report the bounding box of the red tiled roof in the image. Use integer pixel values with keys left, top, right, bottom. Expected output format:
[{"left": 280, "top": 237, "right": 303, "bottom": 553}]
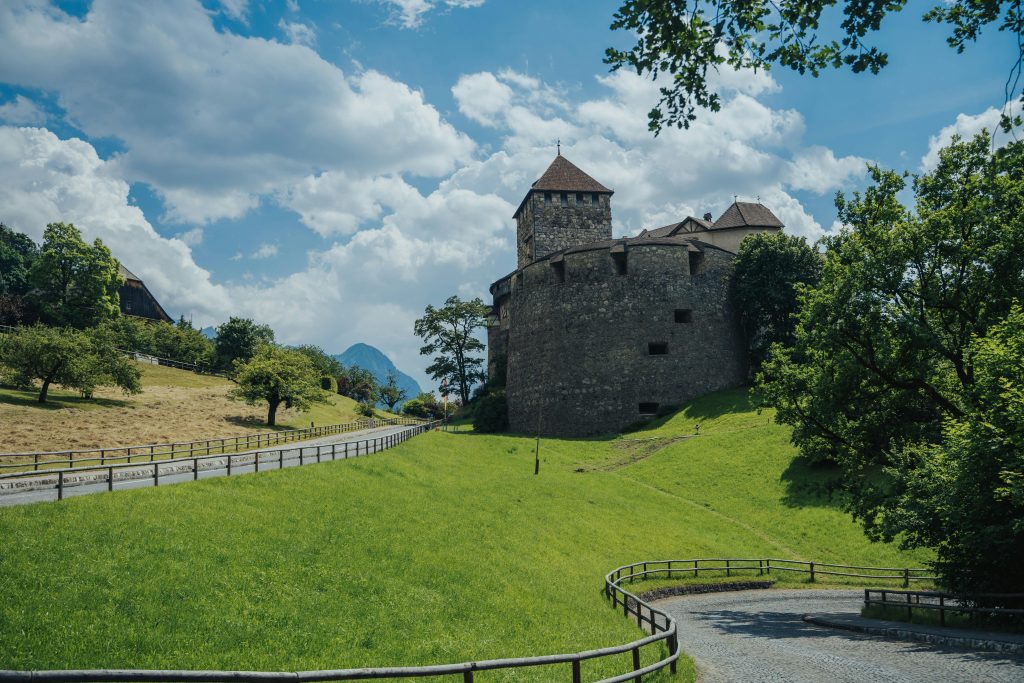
[{"left": 531, "top": 155, "right": 613, "bottom": 193}]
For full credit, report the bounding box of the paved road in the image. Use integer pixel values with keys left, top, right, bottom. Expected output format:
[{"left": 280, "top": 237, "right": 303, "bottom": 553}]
[
  {"left": 0, "top": 424, "right": 419, "bottom": 507},
  {"left": 655, "top": 589, "right": 1024, "bottom": 683}
]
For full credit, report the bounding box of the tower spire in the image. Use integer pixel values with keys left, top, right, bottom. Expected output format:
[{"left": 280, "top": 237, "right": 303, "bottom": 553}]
[{"left": 556, "top": 139, "right": 561, "bottom": 156}]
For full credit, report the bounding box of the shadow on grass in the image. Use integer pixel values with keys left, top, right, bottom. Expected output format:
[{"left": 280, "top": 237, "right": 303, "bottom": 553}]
[
  {"left": 223, "top": 415, "right": 287, "bottom": 431},
  {"left": 780, "top": 454, "right": 847, "bottom": 509},
  {"left": 0, "top": 387, "right": 129, "bottom": 410}
]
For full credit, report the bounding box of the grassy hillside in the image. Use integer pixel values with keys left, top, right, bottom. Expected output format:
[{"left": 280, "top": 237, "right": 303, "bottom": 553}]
[
  {"left": 0, "top": 363, "right": 376, "bottom": 453},
  {"left": 0, "top": 389, "right": 929, "bottom": 681}
]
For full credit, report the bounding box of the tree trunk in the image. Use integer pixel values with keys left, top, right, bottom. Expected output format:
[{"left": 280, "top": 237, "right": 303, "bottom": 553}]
[
  {"left": 267, "top": 399, "right": 280, "bottom": 426},
  {"left": 38, "top": 379, "right": 51, "bottom": 403}
]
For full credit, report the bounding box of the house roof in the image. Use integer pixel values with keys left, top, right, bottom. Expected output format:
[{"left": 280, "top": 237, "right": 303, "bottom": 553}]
[
  {"left": 531, "top": 154, "right": 614, "bottom": 193},
  {"left": 118, "top": 263, "right": 141, "bottom": 282},
  {"left": 712, "top": 201, "right": 784, "bottom": 229}
]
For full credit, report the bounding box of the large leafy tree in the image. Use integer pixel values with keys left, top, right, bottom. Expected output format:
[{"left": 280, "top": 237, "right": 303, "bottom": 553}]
[
  {"left": 378, "top": 371, "right": 409, "bottom": 412},
  {"left": 606, "top": 0, "right": 1024, "bottom": 133},
  {"left": 0, "top": 324, "right": 141, "bottom": 403},
  {"left": 758, "top": 133, "right": 1024, "bottom": 592},
  {"left": 292, "top": 344, "right": 343, "bottom": 389},
  {"left": 335, "top": 365, "right": 378, "bottom": 403},
  {"left": 734, "top": 231, "right": 821, "bottom": 370},
  {"left": 229, "top": 346, "right": 326, "bottom": 426},
  {"left": 29, "top": 222, "right": 121, "bottom": 328},
  {"left": 213, "top": 317, "right": 275, "bottom": 372},
  {"left": 414, "top": 295, "right": 490, "bottom": 404},
  {"left": 0, "top": 223, "right": 40, "bottom": 325}
]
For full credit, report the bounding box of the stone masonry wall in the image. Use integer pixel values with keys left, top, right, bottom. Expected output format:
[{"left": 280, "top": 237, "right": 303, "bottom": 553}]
[
  {"left": 516, "top": 191, "right": 611, "bottom": 269},
  {"left": 504, "top": 242, "right": 747, "bottom": 437}
]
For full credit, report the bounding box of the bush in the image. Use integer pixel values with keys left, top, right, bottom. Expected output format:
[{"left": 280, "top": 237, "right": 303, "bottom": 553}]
[
  {"left": 403, "top": 392, "right": 446, "bottom": 420},
  {"left": 472, "top": 390, "right": 508, "bottom": 433},
  {"left": 356, "top": 401, "right": 377, "bottom": 418}
]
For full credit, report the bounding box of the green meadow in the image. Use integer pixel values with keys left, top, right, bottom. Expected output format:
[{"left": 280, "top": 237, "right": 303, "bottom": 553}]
[{"left": 0, "top": 389, "right": 929, "bottom": 682}]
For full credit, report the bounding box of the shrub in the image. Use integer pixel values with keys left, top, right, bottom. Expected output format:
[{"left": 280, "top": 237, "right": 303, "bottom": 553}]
[{"left": 472, "top": 390, "right": 508, "bottom": 433}]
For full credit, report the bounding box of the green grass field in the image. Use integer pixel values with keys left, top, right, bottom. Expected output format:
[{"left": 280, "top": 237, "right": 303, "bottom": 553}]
[{"left": 0, "top": 389, "right": 929, "bottom": 681}]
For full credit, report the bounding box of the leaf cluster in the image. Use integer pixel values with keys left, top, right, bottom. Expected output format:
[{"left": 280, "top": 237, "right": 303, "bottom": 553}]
[{"left": 414, "top": 295, "right": 490, "bottom": 404}]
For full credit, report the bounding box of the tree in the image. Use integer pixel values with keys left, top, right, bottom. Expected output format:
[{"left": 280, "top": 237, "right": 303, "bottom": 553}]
[
  {"left": 414, "top": 295, "right": 490, "bottom": 404},
  {"left": 213, "top": 317, "right": 275, "bottom": 372},
  {"left": 229, "top": 346, "right": 326, "bottom": 426},
  {"left": 757, "top": 132, "right": 1024, "bottom": 591},
  {"left": 335, "top": 365, "right": 378, "bottom": 403},
  {"left": 29, "top": 222, "right": 121, "bottom": 328},
  {"left": 402, "top": 392, "right": 446, "bottom": 420},
  {"left": 378, "top": 371, "right": 408, "bottom": 412},
  {"left": 893, "top": 307, "right": 1024, "bottom": 595},
  {"left": 0, "top": 324, "right": 141, "bottom": 403},
  {"left": 292, "top": 344, "right": 343, "bottom": 389},
  {"left": 0, "top": 223, "right": 38, "bottom": 296},
  {"left": 606, "top": 0, "right": 1024, "bottom": 133},
  {"left": 733, "top": 231, "right": 821, "bottom": 369}
]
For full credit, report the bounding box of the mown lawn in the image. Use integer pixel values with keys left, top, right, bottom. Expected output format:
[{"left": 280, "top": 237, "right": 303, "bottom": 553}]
[
  {"left": 0, "top": 363, "right": 388, "bottom": 454},
  {"left": 0, "top": 389, "right": 929, "bottom": 681}
]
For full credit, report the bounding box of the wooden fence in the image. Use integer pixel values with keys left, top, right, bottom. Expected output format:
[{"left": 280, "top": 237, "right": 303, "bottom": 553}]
[
  {"left": 864, "top": 588, "right": 1024, "bottom": 626},
  {"left": 0, "top": 418, "right": 427, "bottom": 473}
]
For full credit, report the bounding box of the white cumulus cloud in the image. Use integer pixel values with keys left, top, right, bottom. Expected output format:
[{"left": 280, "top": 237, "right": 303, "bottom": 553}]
[{"left": 921, "top": 107, "right": 1003, "bottom": 171}]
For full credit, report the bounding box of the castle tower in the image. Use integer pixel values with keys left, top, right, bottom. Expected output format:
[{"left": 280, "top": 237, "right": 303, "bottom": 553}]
[{"left": 513, "top": 154, "right": 614, "bottom": 268}]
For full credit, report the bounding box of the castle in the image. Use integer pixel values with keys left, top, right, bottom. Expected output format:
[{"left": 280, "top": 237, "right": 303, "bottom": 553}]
[{"left": 487, "top": 154, "right": 784, "bottom": 437}]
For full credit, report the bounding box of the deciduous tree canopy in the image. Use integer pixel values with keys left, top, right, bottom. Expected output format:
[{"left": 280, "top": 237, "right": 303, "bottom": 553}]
[
  {"left": 414, "top": 295, "right": 490, "bottom": 404},
  {"left": 606, "top": 0, "right": 1024, "bottom": 132},
  {"left": 229, "top": 346, "right": 325, "bottom": 426},
  {"left": 758, "top": 132, "right": 1024, "bottom": 592}
]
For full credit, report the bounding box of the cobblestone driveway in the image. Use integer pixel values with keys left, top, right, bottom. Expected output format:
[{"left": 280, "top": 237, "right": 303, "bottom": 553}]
[{"left": 655, "top": 589, "right": 1024, "bottom": 682}]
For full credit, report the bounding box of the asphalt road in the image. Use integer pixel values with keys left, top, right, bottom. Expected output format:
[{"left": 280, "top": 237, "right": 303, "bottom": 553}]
[
  {"left": 655, "top": 589, "right": 1024, "bottom": 683},
  {"left": 0, "top": 424, "right": 417, "bottom": 507}
]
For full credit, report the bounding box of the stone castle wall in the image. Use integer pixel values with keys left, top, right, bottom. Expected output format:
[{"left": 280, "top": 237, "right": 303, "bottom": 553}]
[
  {"left": 503, "top": 242, "right": 747, "bottom": 437},
  {"left": 516, "top": 191, "right": 612, "bottom": 269}
]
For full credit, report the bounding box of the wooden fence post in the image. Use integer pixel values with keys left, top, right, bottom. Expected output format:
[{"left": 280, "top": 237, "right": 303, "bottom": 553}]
[
  {"left": 194, "top": 458, "right": 199, "bottom": 480},
  {"left": 632, "top": 646, "right": 642, "bottom": 681},
  {"left": 572, "top": 660, "right": 581, "bottom": 683},
  {"left": 809, "top": 562, "right": 815, "bottom": 583},
  {"left": 903, "top": 568, "right": 910, "bottom": 588},
  {"left": 108, "top": 466, "right": 115, "bottom": 491},
  {"left": 57, "top": 470, "right": 63, "bottom": 500}
]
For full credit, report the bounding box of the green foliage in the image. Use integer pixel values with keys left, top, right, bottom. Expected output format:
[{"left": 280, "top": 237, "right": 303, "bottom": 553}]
[
  {"left": 414, "top": 295, "right": 490, "bottom": 404},
  {"left": 229, "top": 346, "right": 326, "bottom": 426},
  {"left": 892, "top": 307, "right": 1024, "bottom": 595},
  {"left": 28, "top": 222, "right": 121, "bottom": 328},
  {"left": 0, "top": 223, "right": 38, "bottom": 296},
  {"left": 472, "top": 390, "right": 508, "bottom": 433},
  {"left": 0, "top": 324, "right": 141, "bottom": 402},
  {"left": 378, "top": 371, "right": 408, "bottom": 412},
  {"left": 336, "top": 365, "right": 378, "bottom": 403},
  {"left": 734, "top": 231, "right": 821, "bottom": 369},
  {"left": 758, "top": 132, "right": 1024, "bottom": 591},
  {"left": 355, "top": 400, "right": 377, "bottom": 418},
  {"left": 402, "top": 392, "right": 446, "bottom": 419},
  {"left": 99, "top": 317, "right": 214, "bottom": 367},
  {"left": 291, "top": 344, "right": 343, "bottom": 384},
  {"left": 214, "top": 317, "right": 275, "bottom": 373},
  {"left": 606, "top": 0, "right": 1023, "bottom": 133}
]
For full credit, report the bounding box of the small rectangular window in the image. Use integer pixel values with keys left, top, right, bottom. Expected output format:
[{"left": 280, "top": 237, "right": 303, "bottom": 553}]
[
  {"left": 611, "top": 251, "right": 627, "bottom": 276},
  {"left": 576, "top": 192, "right": 585, "bottom": 206},
  {"left": 551, "top": 260, "right": 565, "bottom": 283},
  {"left": 592, "top": 193, "right": 600, "bottom": 206},
  {"left": 638, "top": 402, "right": 659, "bottom": 416},
  {"left": 544, "top": 192, "right": 552, "bottom": 205},
  {"left": 560, "top": 192, "right": 568, "bottom": 207},
  {"left": 675, "top": 309, "right": 693, "bottom": 323},
  {"left": 689, "top": 251, "right": 704, "bottom": 276},
  {"left": 648, "top": 342, "right": 668, "bottom": 355}
]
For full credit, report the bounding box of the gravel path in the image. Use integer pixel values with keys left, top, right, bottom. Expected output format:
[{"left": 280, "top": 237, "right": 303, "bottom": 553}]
[{"left": 655, "top": 589, "right": 1024, "bottom": 682}]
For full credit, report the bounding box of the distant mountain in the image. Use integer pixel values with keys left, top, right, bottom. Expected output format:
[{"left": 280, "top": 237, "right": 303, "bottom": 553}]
[
  {"left": 200, "top": 326, "right": 217, "bottom": 340},
  {"left": 333, "top": 343, "right": 421, "bottom": 409}
]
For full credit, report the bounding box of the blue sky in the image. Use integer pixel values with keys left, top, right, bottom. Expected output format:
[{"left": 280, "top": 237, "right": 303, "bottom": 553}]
[{"left": 0, "top": 0, "right": 1013, "bottom": 389}]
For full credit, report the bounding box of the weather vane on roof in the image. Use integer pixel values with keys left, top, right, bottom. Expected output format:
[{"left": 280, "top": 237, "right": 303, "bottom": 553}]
[{"left": 556, "top": 139, "right": 561, "bottom": 156}]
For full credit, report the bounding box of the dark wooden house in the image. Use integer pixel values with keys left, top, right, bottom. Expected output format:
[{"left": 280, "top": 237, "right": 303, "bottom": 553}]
[{"left": 118, "top": 264, "right": 172, "bottom": 322}]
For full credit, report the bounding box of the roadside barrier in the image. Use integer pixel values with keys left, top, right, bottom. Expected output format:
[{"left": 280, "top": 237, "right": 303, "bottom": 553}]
[
  {"left": 864, "top": 588, "right": 1024, "bottom": 626},
  {"left": 0, "top": 417, "right": 427, "bottom": 473},
  {"left": 0, "top": 421, "right": 438, "bottom": 502}
]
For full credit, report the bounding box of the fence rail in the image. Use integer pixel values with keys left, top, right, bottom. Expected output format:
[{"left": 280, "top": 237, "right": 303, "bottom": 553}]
[
  {"left": 864, "top": 588, "right": 1024, "bottom": 626},
  {"left": 607, "top": 557, "right": 935, "bottom": 588},
  {"left": 0, "top": 421, "right": 439, "bottom": 501},
  {"left": 0, "top": 418, "right": 427, "bottom": 473}
]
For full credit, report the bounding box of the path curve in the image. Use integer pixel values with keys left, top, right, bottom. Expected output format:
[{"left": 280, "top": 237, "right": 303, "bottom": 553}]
[{"left": 655, "top": 589, "right": 1024, "bottom": 683}]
